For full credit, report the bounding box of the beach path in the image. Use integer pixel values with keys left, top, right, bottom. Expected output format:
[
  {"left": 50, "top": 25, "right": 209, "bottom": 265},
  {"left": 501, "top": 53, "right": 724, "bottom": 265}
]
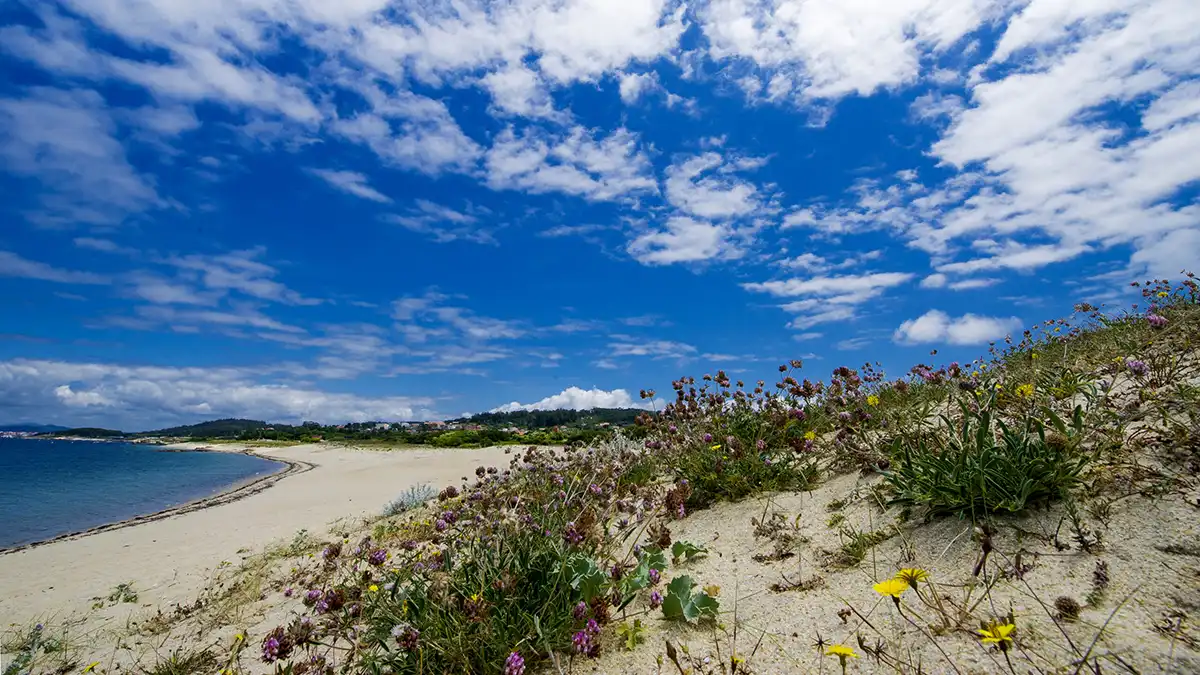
[{"left": 0, "top": 443, "right": 514, "bottom": 625}]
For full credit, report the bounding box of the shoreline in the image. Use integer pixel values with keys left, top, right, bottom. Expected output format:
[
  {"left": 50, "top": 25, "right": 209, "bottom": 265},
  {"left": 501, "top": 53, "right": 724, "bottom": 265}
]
[{"left": 0, "top": 445, "right": 310, "bottom": 556}]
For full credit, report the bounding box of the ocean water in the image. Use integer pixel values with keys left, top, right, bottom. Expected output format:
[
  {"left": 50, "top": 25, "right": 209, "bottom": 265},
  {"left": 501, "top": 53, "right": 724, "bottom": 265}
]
[{"left": 0, "top": 438, "right": 285, "bottom": 549}]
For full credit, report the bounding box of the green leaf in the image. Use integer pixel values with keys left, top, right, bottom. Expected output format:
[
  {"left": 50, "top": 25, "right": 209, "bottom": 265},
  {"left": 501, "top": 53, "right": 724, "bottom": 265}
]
[{"left": 671, "top": 540, "right": 707, "bottom": 563}]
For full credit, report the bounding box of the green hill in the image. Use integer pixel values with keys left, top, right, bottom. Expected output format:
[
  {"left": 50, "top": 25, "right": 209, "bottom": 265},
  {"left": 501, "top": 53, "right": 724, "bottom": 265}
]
[{"left": 135, "top": 418, "right": 271, "bottom": 438}]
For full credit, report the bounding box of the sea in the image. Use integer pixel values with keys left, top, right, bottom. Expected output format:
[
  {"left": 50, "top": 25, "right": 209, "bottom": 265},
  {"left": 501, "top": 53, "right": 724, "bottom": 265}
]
[{"left": 0, "top": 438, "right": 285, "bottom": 549}]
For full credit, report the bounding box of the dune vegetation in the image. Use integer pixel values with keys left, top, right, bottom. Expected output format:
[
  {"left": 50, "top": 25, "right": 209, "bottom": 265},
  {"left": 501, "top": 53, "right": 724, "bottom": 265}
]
[{"left": 6, "top": 273, "right": 1200, "bottom": 675}]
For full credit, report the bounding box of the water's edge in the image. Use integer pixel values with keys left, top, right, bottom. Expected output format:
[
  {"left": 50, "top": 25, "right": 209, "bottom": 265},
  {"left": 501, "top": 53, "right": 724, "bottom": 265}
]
[{"left": 0, "top": 447, "right": 312, "bottom": 555}]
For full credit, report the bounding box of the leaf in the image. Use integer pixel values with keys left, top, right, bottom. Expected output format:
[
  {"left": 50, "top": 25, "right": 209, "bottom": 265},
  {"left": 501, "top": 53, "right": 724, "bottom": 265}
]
[
  {"left": 567, "top": 555, "right": 607, "bottom": 601},
  {"left": 691, "top": 592, "right": 720, "bottom": 619},
  {"left": 671, "top": 540, "right": 708, "bottom": 563}
]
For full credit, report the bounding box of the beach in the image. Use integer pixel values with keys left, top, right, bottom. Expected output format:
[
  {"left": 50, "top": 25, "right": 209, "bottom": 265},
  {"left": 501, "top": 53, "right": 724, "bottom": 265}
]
[{"left": 0, "top": 442, "right": 513, "bottom": 626}]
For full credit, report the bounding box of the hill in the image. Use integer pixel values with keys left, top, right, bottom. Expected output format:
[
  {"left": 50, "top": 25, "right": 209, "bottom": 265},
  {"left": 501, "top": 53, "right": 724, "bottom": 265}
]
[
  {"left": 0, "top": 424, "right": 69, "bottom": 433},
  {"left": 135, "top": 418, "right": 270, "bottom": 438},
  {"left": 454, "top": 407, "right": 645, "bottom": 428}
]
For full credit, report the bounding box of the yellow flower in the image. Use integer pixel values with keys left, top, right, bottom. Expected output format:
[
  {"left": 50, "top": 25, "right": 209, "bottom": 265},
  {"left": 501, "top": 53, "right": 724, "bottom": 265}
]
[
  {"left": 1031, "top": 352, "right": 1039, "bottom": 360},
  {"left": 994, "top": 383, "right": 1003, "bottom": 391},
  {"left": 866, "top": 395, "right": 880, "bottom": 407},
  {"left": 82, "top": 663, "right": 101, "bottom": 674},
  {"left": 895, "top": 568, "right": 929, "bottom": 589},
  {"left": 804, "top": 431, "right": 816, "bottom": 441},
  {"left": 1158, "top": 291, "right": 1169, "bottom": 298},
  {"left": 710, "top": 444, "right": 722, "bottom": 450},
  {"left": 1015, "top": 384, "right": 1034, "bottom": 399},
  {"left": 979, "top": 622, "right": 1015, "bottom": 651},
  {"left": 368, "top": 584, "right": 379, "bottom": 592},
  {"left": 873, "top": 578, "right": 909, "bottom": 599},
  {"left": 825, "top": 644, "right": 858, "bottom": 659},
  {"left": 826, "top": 644, "right": 858, "bottom": 672}
]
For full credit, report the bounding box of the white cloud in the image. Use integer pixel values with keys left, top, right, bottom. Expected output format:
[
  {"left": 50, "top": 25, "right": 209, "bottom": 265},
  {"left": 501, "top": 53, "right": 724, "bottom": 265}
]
[
  {"left": 618, "top": 72, "right": 659, "bottom": 104},
  {"left": 0, "top": 250, "right": 108, "bottom": 285},
  {"left": 490, "top": 386, "right": 653, "bottom": 413},
  {"left": 609, "top": 337, "right": 697, "bottom": 359},
  {"left": 166, "top": 248, "right": 320, "bottom": 306},
  {"left": 0, "top": 87, "right": 159, "bottom": 227},
  {"left": 307, "top": 169, "right": 392, "bottom": 203},
  {"left": 699, "top": 0, "right": 1001, "bottom": 101},
  {"left": 664, "top": 152, "right": 763, "bottom": 219},
  {"left": 74, "top": 237, "right": 135, "bottom": 255},
  {"left": 627, "top": 217, "right": 737, "bottom": 265},
  {"left": 0, "top": 358, "right": 439, "bottom": 429},
  {"left": 384, "top": 200, "right": 495, "bottom": 245},
  {"left": 744, "top": 271, "right": 914, "bottom": 328},
  {"left": 920, "top": 273, "right": 947, "bottom": 288},
  {"left": 486, "top": 125, "right": 657, "bottom": 201},
  {"left": 894, "top": 310, "right": 1021, "bottom": 345}
]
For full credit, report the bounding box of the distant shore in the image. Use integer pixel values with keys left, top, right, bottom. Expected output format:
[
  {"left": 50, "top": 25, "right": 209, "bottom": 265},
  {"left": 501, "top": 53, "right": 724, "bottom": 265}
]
[
  {"left": 0, "top": 442, "right": 516, "bottom": 625},
  {"left": 0, "top": 443, "right": 303, "bottom": 555}
]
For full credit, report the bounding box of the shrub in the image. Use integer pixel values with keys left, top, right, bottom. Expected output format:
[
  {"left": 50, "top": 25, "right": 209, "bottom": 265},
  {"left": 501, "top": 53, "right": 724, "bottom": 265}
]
[
  {"left": 884, "top": 401, "right": 1093, "bottom": 518},
  {"left": 383, "top": 484, "right": 436, "bottom": 516}
]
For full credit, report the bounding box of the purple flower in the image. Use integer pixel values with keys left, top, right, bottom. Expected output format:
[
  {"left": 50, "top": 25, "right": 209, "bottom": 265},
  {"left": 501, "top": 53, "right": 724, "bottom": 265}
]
[
  {"left": 504, "top": 651, "right": 526, "bottom": 675},
  {"left": 572, "top": 630, "right": 592, "bottom": 654},
  {"left": 676, "top": 504, "right": 686, "bottom": 519},
  {"left": 435, "top": 519, "right": 448, "bottom": 532},
  {"left": 756, "top": 439, "right": 766, "bottom": 451},
  {"left": 587, "top": 618, "right": 601, "bottom": 635},
  {"left": 283, "top": 587, "right": 294, "bottom": 597},
  {"left": 589, "top": 483, "right": 603, "bottom": 496},
  {"left": 304, "top": 589, "right": 322, "bottom": 605},
  {"left": 573, "top": 600, "right": 589, "bottom": 621},
  {"left": 1147, "top": 313, "right": 1168, "bottom": 328},
  {"left": 1125, "top": 358, "right": 1149, "bottom": 377},
  {"left": 649, "top": 590, "right": 663, "bottom": 609},
  {"left": 789, "top": 408, "right": 805, "bottom": 420},
  {"left": 392, "top": 624, "right": 420, "bottom": 651},
  {"left": 564, "top": 522, "right": 584, "bottom": 545},
  {"left": 442, "top": 510, "right": 458, "bottom": 524},
  {"left": 702, "top": 433, "right": 713, "bottom": 442},
  {"left": 648, "top": 568, "right": 661, "bottom": 586},
  {"left": 368, "top": 549, "right": 387, "bottom": 566},
  {"left": 262, "top": 636, "right": 281, "bottom": 662},
  {"left": 838, "top": 411, "right": 851, "bottom": 422}
]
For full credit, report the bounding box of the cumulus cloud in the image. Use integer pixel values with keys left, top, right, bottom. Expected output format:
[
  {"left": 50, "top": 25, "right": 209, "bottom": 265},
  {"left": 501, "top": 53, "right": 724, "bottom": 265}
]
[
  {"left": 894, "top": 310, "right": 1021, "bottom": 346},
  {"left": 0, "top": 358, "right": 440, "bottom": 429},
  {"left": 489, "top": 386, "right": 653, "bottom": 413},
  {"left": 743, "top": 272, "right": 914, "bottom": 328}
]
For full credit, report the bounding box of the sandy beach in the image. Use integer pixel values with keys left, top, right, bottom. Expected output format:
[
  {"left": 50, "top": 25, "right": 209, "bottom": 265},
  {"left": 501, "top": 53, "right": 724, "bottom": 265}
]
[{"left": 0, "top": 442, "right": 513, "bottom": 626}]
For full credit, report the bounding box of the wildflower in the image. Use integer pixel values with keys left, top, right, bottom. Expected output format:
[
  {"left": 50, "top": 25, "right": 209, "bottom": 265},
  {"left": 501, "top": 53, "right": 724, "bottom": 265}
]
[
  {"left": 82, "top": 663, "right": 101, "bottom": 674},
  {"left": 873, "top": 578, "right": 908, "bottom": 608},
  {"left": 895, "top": 568, "right": 929, "bottom": 590},
  {"left": 303, "top": 589, "right": 322, "bottom": 605},
  {"left": 1158, "top": 291, "right": 1169, "bottom": 297},
  {"left": 649, "top": 590, "right": 663, "bottom": 609},
  {"left": 866, "top": 395, "right": 880, "bottom": 407},
  {"left": 789, "top": 408, "right": 805, "bottom": 420},
  {"left": 825, "top": 644, "right": 858, "bottom": 673},
  {"left": 1147, "top": 313, "right": 1168, "bottom": 328},
  {"left": 1125, "top": 358, "right": 1149, "bottom": 376},
  {"left": 572, "top": 630, "right": 592, "bottom": 654},
  {"left": 756, "top": 439, "right": 766, "bottom": 451},
  {"left": 368, "top": 549, "right": 387, "bottom": 566},
  {"left": 368, "top": 584, "right": 379, "bottom": 592},
  {"left": 648, "top": 568, "right": 661, "bottom": 586},
  {"left": 710, "top": 444, "right": 722, "bottom": 451},
  {"left": 804, "top": 431, "right": 816, "bottom": 441},
  {"left": 1031, "top": 352, "right": 1039, "bottom": 360},
  {"left": 435, "top": 519, "right": 448, "bottom": 532},
  {"left": 573, "top": 600, "right": 589, "bottom": 621},
  {"left": 392, "top": 623, "right": 420, "bottom": 651},
  {"left": 1015, "top": 383, "right": 1034, "bottom": 399},
  {"left": 504, "top": 651, "right": 526, "bottom": 675},
  {"left": 978, "top": 621, "right": 1015, "bottom": 652},
  {"left": 702, "top": 433, "right": 713, "bottom": 442},
  {"left": 586, "top": 618, "right": 601, "bottom": 635},
  {"left": 283, "top": 587, "right": 293, "bottom": 597}
]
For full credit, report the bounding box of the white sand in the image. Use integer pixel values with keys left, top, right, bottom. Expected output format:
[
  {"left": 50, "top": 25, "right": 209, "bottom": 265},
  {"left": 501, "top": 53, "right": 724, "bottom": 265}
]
[{"left": 0, "top": 443, "right": 514, "bottom": 626}]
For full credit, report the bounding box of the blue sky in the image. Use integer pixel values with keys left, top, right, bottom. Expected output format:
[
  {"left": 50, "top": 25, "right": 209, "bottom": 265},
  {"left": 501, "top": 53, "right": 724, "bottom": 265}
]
[{"left": 1, "top": 0, "right": 1197, "bottom": 430}]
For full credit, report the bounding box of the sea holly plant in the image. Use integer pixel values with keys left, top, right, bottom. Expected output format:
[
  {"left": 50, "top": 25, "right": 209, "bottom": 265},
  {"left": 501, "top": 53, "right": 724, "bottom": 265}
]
[
  {"left": 661, "top": 575, "right": 720, "bottom": 623},
  {"left": 565, "top": 554, "right": 608, "bottom": 602}
]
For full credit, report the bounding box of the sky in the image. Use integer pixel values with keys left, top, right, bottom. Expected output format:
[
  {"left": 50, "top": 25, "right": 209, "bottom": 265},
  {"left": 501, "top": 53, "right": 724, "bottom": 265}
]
[{"left": 0, "top": 0, "right": 1197, "bottom": 431}]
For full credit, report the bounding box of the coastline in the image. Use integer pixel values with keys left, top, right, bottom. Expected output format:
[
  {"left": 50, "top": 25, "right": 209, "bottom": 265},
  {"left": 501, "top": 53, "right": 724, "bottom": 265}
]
[
  {"left": 0, "top": 443, "right": 307, "bottom": 556},
  {"left": 0, "top": 443, "right": 516, "bottom": 626}
]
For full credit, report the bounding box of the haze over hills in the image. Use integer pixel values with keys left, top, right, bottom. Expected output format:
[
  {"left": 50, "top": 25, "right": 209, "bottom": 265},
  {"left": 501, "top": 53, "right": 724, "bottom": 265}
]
[{"left": 0, "top": 424, "right": 69, "bottom": 433}]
